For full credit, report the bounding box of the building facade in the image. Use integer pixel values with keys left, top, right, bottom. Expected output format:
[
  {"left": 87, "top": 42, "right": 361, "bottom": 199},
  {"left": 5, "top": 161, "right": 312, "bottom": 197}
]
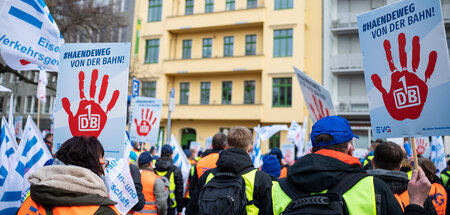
[
  {"left": 323, "top": 0, "right": 450, "bottom": 156},
  {"left": 132, "top": 0, "right": 322, "bottom": 152}
]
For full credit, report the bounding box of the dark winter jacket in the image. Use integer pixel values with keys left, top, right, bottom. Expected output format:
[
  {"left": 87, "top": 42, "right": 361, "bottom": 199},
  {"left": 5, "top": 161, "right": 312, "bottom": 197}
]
[
  {"left": 186, "top": 148, "right": 272, "bottom": 215},
  {"left": 188, "top": 148, "right": 222, "bottom": 196},
  {"left": 155, "top": 156, "right": 184, "bottom": 212},
  {"left": 368, "top": 169, "right": 437, "bottom": 215},
  {"left": 266, "top": 149, "right": 404, "bottom": 215},
  {"left": 129, "top": 164, "right": 145, "bottom": 211}
]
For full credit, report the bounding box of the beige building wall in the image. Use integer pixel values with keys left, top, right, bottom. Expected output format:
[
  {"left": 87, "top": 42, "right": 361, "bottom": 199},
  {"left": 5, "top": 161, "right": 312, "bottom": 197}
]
[{"left": 131, "top": 0, "right": 322, "bottom": 154}]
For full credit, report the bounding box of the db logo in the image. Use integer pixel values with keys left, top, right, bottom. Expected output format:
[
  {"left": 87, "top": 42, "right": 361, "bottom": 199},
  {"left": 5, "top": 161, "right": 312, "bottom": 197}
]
[
  {"left": 78, "top": 113, "right": 100, "bottom": 131},
  {"left": 375, "top": 126, "right": 391, "bottom": 134},
  {"left": 393, "top": 77, "right": 421, "bottom": 109}
]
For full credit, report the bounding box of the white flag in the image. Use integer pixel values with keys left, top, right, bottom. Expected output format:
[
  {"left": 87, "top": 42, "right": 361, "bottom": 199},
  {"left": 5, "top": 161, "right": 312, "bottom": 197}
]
[
  {"left": 258, "top": 124, "right": 289, "bottom": 142},
  {"left": 298, "top": 117, "right": 308, "bottom": 157},
  {"left": 430, "top": 136, "right": 446, "bottom": 176},
  {"left": 157, "top": 130, "right": 163, "bottom": 156},
  {"left": 0, "top": 0, "right": 64, "bottom": 71},
  {"left": 104, "top": 133, "right": 139, "bottom": 215},
  {"left": 170, "top": 134, "right": 191, "bottom": 190},
  {"left": 252, "top": 125, "right": 263, "bottom": 168},
  {"left": 36, "top": 70, "right": 47, "bottom": 103},
  {"left": 0, "top": 116, "right": 52, "bottom": 214},
  {"left": 0, "top": 117, "right": 18, "bottom": 191},
  {"left": 286, "top": 120, "right": 301, "bottom": 143}
]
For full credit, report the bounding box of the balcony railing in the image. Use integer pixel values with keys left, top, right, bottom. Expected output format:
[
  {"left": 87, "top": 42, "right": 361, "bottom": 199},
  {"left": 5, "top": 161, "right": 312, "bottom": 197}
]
[
  {"left": 443, "top": 4, "right": 450, "bottom": 21},
  {"left": 331, "top": 11, "right": 360, "bottom": 29},
  {"left": 336, "top": 96, "right": 369, "bottom": 113},
  {"left": 330, "top": 54, "right": 363, "bottom": 71}
]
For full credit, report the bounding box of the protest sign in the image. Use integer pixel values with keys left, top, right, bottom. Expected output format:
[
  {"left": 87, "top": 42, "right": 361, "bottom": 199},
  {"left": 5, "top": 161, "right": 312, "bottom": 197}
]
[
  {"left": 205, "top": 137, "right": 212, "bottom": 150},
  {"left": 293, "top": 66, "right": 336, "bottom": 123},
  {"left": 252, "top": 125, "right": 263, "bottom": 168},
  {"left": 0, "top": 0, "right": 63, "bottom": 71},
  {"left": 358, "top": 0, "right": 450, "bottom": 138},
  {"left": 0, "top": 116, "right": 52, "bottom": 214},
  {"left": 415, "top": 136, "right": 431, "bottom": 158},
  {"left": 281, "top": 144, "right": 295, "bottom": 166},
  {"left": 54, "top": 43, "right": 130, "bottom": 158},
  {"left": 130, "top": 97, "right": 162, "bottom": 144},
  {"left": 430, "top": 136, "right": 445, "bottom": 175},
  {"left": 14, "top": 116, "right": 23, "bottom": 138}
]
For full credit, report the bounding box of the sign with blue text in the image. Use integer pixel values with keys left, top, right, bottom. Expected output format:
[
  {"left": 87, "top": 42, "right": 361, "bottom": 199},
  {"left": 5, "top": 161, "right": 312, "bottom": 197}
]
[
  {"left": 54, "top": 43, "right": 130, "bottom": 158},
  {"left": 130, "top": 97, "right": 162, "bottom": 144},
  {"left": 0, "top": 0, "right": 64, "bottom": 71},
  {"left": 358, "top": 0, "right": 450, "bottom": 138}
]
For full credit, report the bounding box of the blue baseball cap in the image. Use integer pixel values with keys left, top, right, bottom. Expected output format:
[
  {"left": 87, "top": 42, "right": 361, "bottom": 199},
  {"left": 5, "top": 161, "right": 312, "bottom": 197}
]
[
  {"left": 161, "top": 144, "right": 173, "bottom": 155},
  {"left": 138, "top": 152, "right": 153, "bottom": 165},
  {"left": 311, "top": 116, "right": 358, "bottom": 147}
]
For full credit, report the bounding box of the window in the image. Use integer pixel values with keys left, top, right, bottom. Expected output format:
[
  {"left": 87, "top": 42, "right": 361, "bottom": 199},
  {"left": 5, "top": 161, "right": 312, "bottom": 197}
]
[
  {"left": 245, "top": 34, "right": 256, "bottom": 56},
  {"left": 269, "top": 131, "right": 280, "bottom": 149},
  {"left": 202, "top": 38, "right": 212, "bottom": 58},
  {"left": 145, "top": 39, "right": 159, "bottom": 64},
  {"left": 275, "top": 0, "right": 293, "bottom": 10},
  {"left": 224, "top": 36, "right": 234, "bottom": 57},
  {"left": 205, "top": 0, "right": 214, "bottom": 13},
  {"left": 0, "top": 74, "right": 3, "bottom": 83},
  {"left": 273, "top": 29, "right": 293, "bottom": 57},
  {"left": 247, "top": 0, "right": 257, "bottom": 8},
  {"left": 180, "top": 82, "right": 189, "bottom": 104},
  {"left": 148, "top": 0, "right": 162, "bottom": 22},
  {"left": 244, "top": 81, "right": 255, "bottom": 104},
  {"left": 226, "top": 0, "right": 235, "bottom": 11},
  {"left": 222, "top": 81, "right": 232, "bottom": 104},
  {"left": 0, "top": 97, "right": 3, "bottom": 113},
  {"left": 33, "top": 97, "right": 38, "bottom": 113},
  {"left": 44, "top": 96, "right": 52, "bottom": 113},
  {"left": 185, "top": 0, "right": 194, "bottom": 15},
  {"left": 200, "top": 82, "right": 210, "bottom": 104},
  {"left": 25, "top": 96, "right": 32, "bottom": 113},
  {"left": 14, "top": 96, "right": 21, "bottom": 113},
  {"left": 142, "top": 81, "right": 157, "bottom": 98},
  {"left": 182, "top": 40, "right": 192, "bottom": 59},
  {"left": 219, "top": 127, "right": 230, "bottom": 135},
  {"left": 272, "top": 78, "right": 292, "bottom": 107}
]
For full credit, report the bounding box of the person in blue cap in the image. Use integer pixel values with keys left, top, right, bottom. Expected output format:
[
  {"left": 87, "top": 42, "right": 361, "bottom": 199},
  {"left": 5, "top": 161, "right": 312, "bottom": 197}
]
[
  {"left": 269, "top": 147, "right": 289, "bottom": 178},
  {"left": 268, "top": 116, "right": 404, "bottom": 215},
  {"left": 261, "top": 154, "right": 281, "bottom": 180},
  {"left": 154, "top": 144, "right": 184, "bottom": 215}
]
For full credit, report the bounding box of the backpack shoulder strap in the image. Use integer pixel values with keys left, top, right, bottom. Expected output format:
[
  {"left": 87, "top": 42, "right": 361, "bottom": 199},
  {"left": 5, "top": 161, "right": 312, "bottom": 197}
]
[{"left": 327, "top": 173, "right": 368, "bottom": 196}]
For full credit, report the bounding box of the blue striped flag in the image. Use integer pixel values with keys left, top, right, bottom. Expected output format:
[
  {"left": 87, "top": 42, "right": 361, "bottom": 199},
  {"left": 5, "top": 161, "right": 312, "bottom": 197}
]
[
  {"left": 252, "top": 125, "right": 262, "bottom": 168},
  {"left": 169, "top": 135, "right": 191, "bottom": 191},
  {"left": 0, "top": 117, "right": 18, "bottom": 191},
  {"left": 0, "top": 115, "right": 52, "bottom": 214}
]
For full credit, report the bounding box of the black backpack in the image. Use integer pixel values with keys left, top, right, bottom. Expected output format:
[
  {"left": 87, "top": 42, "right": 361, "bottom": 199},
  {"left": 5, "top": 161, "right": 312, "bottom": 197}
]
[
  {"left": 197, "top": 169, "right": 252, "bottom": 215},
  {"left": 279, "top": 173, "right": 367, "bottom": 215}
]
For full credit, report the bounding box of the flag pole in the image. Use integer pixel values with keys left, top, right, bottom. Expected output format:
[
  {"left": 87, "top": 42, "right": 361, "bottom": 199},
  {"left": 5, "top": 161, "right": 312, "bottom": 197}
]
[
  {"left": 37, "top": 99, "right": 41, "bottom": 129},
  {"left": 409, "top": 137, "right": 418, "bottom": 171}
]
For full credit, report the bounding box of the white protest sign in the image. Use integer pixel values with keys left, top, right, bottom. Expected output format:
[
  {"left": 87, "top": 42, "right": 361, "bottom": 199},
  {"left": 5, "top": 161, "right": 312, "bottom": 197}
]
[
  {"left": 357, "top": 0, "right": 450, "bottom": 138},
  {"left": 130, "top": 97, "right": 162, "bottom": 144},
  {"left": 105, "top": 158, "right": 138, "bottom": 214},
  {"left": 0, "top": 0, "right": 64, "bottom": 71},
  {"left": 281, "top": 144, "right": 295, "bottom": 166},
  {"left": 415, "top": 136, "right": 431, "bottom": 158},
  {"left": 54, "top": 43, "right": 130, "bottom": 158},
  {"left": 293, "top": 66, "right": 336, "bottom": 123}
]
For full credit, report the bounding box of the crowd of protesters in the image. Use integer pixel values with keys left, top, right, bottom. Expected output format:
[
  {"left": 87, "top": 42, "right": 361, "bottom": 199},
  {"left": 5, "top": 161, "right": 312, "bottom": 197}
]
[{"left": 15, "top": 116, "right": 449, "bottom": 215}]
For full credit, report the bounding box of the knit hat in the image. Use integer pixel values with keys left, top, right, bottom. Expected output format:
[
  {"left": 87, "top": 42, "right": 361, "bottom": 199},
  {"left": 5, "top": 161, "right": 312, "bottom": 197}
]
[
  {"left": 261, "top": 155, "right": 281, "bottom": 178},
  {"left": 269, "top": 147, "right": 283, "bottom": 162},
  {"left": 310, "top": 116, "right": 359, "bottom": 147},
  {"left": 183, "top": 149, "right": 192, "bottom": 158},
  {"left": 138, "top": 152, "right": 153, "bottom": 165}
]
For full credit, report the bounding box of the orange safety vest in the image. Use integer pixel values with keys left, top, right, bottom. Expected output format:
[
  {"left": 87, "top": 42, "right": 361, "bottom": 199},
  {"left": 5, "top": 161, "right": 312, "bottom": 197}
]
[
  {"left": 394, "top": 193, "right": 405, "bottom": 212},
  {"left": 135, "top": 170, "right": 159, "bottom": 215},
  {"left": 398, "top": 182, "right": 447, "bottom": 215},
  {"left": 279, "top": 166, "right": 288, "bottom": 179},
  {"left": 196, "top": 153, "right": 220, "bottom": 179},
  {"left": 17, "top": 196, "right": 120, "bottom": 215}
]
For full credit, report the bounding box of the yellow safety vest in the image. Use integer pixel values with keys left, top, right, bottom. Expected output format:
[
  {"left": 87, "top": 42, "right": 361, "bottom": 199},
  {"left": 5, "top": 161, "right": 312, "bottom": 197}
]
[
  {"left": 205, "top": 169, "right": 259, "bottom": 215},
  {"left": 156, "top": 170, "right": 176, "bottom": 208},
  {"left": 271, "top": 176, "right": 377, "bottom": 215},
  {"left": 441, "top": 170, "right": 450, "bottom": 188},
  {"left": 363, "top": 155, "right": 374, "bottom": 168}
]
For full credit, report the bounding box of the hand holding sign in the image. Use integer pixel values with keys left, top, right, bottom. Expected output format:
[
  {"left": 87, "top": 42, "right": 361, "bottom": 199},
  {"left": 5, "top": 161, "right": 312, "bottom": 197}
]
[
  {"left": 62, "top": 69, "right": 119, "bottom": 137},
  {"left": 134, "top": 108, "right": 157, "bottom": 136},
  {"left": 371, "top": 33, "right": 437, "bottom": 120}
]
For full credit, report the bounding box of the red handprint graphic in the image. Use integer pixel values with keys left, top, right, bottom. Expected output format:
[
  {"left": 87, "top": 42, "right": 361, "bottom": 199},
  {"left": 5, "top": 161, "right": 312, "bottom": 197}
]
[
  {"left": 371, "top": 33, "right": 437, "bottom": 121},
  {"left": 62, "top": 69, "right": 120, "bottom": 138},
  {"left": 416, "top": 138, "right": 427, "bottom": 155},
  {"left": 134, "top": 108, "right": 157, "bottom": 136},
  {"left": 309, "top": 94, "right": 330, "bottom": 121}
]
